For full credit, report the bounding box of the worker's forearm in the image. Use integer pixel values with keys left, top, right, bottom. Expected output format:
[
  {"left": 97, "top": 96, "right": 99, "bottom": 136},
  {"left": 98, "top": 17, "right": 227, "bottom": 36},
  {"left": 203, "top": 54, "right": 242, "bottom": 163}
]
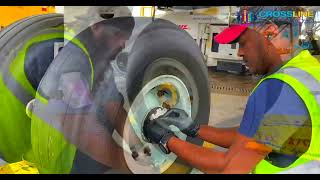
[
  {"left": 167, "top": 136, "right": 226, "bottom": 173},
  {"left": 197, "top": 125, "right": 238, "bottom": 148},
  {"left": 106, "top": 102, "right": 142, "bottom": 147},
  {"left": 62, "top": 113, "right": 131, "bottom": 173}
]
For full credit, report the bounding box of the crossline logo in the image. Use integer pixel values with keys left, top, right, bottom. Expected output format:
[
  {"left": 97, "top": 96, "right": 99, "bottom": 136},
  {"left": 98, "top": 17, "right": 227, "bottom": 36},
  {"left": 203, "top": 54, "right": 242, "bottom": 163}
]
[
  {"left": 237, "top": 8, "right": 257, "bottom": 24},
  {"left": 236, "top": 8, "right": 314, "bottom": 24}
]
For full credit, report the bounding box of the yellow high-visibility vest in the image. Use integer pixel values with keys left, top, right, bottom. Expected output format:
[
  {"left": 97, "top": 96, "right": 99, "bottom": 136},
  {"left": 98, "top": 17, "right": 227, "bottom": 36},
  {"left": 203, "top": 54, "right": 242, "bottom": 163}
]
[{"left": 252, "top": 50, "right": 320, "bottom": 174}]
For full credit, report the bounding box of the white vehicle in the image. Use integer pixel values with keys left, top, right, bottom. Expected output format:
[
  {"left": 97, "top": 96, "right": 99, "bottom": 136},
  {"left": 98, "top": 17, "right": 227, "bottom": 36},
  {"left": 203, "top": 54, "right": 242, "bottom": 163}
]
[{"left": 154, "top": 6, "right": 246, "bottom": 73}]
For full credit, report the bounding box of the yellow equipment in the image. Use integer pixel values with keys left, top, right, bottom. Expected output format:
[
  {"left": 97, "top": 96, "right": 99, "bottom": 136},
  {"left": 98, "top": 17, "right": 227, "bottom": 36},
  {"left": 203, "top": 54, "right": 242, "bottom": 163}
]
[
  {"left": 0, "top": 160, "right": 39, "bottom": 174},
  {"left": 0, "top": 6, "right": 55, "bottom": 30}
]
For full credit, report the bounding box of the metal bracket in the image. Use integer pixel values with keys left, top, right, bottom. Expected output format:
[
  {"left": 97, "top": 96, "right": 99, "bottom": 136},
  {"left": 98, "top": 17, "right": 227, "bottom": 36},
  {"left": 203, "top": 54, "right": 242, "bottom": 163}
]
[{"left": 54, "top": 42, "right": 64, "bottom": 59}]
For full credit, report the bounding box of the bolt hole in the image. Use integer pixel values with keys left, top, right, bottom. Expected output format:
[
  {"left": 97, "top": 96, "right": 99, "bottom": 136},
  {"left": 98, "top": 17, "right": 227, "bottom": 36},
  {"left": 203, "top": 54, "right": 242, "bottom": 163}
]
[
  {"left": 169, "top": 111, "right": 180, "bottom": 118},
  {"left": 131, "top": 151, "right": 139, "bottom": 160},
  {"left": 144, "top": 147, "right": 151, "bottom": 156},
  {"left": 162, "top": 102, "right": 171, "bottom": 109}
]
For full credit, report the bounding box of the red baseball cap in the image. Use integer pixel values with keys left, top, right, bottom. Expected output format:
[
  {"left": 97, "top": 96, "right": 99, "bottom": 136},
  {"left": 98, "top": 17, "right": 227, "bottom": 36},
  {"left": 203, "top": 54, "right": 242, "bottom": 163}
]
[{"left": 214, "top": 24, "right": 249, "bottom": 44}]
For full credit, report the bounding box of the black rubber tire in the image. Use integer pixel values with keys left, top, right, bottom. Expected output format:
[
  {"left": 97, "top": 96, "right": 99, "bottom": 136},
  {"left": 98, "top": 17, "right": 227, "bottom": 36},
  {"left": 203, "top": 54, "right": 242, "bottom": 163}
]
[
  {"left": 0, "top": 14, "right": 64, "bottom": 163},
  {"left": 0, "top": 13, "right": 64, "bottom": 90},
  {"left": 126, "top": 19, "right": 210, "bottom": 173},
  {"left": 0, "top": 14, "right": 63, "bottom": 51},
  {"left": 135, "top": 18, "right": 191, "bottom": 38},
  {"left": 0, "top": 14, "right": 44, "bottom": 42}
]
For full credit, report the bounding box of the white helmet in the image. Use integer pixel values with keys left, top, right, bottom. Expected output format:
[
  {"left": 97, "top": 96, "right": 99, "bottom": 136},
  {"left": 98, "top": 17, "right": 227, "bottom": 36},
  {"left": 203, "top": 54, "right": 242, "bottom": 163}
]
[{"left": 65, "top": 6, "right": 132, "bottom": 36}]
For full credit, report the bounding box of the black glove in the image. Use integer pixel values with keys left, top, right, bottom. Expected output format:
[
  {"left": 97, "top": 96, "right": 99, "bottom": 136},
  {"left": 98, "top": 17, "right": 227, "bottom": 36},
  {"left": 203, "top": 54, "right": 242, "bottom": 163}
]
[
  {"left": 143, "top": 113, "right": 175, "bottom": 154},
  {"left": 156, "top": 108, "right": 200, "bottom": 137}
]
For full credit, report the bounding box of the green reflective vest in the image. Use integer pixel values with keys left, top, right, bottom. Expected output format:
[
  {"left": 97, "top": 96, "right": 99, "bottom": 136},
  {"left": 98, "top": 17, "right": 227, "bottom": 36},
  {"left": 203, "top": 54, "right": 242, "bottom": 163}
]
[
  {"left": 0, "top": 27, "right": 65, "bottom": 163},
  {"left": 30, "top": 26, "right": 95, "bottom": 174},
  {"left": 252, "top": 50, "right": 320, "bottom": 174}
]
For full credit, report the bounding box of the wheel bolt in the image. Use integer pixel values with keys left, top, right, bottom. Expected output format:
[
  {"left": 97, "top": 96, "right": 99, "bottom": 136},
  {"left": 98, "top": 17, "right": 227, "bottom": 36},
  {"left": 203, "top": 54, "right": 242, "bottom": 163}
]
[
  {"left": 144, "top": 147, "right": 151, "bottom": 156},
  {"left": 157, "top": 90, "right": 165, "bottom": 97},
  {"left": 162, "top": 102, "right": 171, "bottom": 109},
  {"left": 131, "top": 151, "right": 139, "bottom": 160}
]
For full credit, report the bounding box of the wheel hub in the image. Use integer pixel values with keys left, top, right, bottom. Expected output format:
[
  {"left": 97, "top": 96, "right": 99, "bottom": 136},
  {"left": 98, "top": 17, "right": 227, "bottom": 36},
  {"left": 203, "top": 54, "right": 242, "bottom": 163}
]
[{"left": 123, "top": 75, "right": 191, "bottom": 174}]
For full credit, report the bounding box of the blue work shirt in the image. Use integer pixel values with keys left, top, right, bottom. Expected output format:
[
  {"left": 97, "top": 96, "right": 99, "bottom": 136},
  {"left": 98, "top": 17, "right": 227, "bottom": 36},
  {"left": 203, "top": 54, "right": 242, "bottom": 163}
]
[{"left": 238, "top": 78, "right": 311, "bottom": 168}]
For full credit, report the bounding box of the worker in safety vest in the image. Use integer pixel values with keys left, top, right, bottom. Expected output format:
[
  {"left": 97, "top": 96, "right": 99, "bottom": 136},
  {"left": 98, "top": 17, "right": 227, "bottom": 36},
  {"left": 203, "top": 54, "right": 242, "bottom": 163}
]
[
  {"left": 29, "top": 6, "right": 138, "bottom": 174},
  {"left": 0, "top": 22, "right": 65, "bottom": 163},
  {"left": 142, "top": 7, "right": 320, "bottom": 174}
]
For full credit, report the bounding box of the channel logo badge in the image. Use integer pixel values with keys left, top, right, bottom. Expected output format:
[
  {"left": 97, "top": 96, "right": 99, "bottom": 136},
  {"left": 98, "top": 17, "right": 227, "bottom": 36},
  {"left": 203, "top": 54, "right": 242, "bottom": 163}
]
[{"left": 237, "top": 9, "right": 257, "bottom": 24}]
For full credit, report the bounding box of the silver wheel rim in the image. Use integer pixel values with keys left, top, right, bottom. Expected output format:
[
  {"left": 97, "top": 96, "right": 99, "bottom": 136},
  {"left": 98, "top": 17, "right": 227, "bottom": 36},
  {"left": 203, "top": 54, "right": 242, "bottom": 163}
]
[{"left": 123, "top": 75, "right": 191, "bottom": 174}]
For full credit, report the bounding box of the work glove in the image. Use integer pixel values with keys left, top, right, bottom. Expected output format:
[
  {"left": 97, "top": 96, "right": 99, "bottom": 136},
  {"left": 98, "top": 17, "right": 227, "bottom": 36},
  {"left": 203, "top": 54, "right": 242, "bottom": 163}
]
[
  {"left": 142, "top": 111, "right": 175, "bottom": 154},
  {"left": 156, "top": 108, "right": 200, "bottom": 138}
]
